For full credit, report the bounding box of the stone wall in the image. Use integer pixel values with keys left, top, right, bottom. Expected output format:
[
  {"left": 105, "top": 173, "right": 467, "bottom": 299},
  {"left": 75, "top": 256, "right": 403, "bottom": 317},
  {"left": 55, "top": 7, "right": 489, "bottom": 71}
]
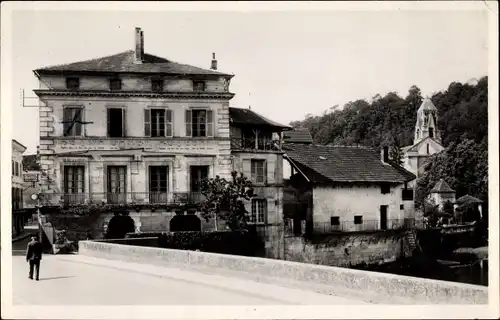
[{"left": 284, "top": 230, "right": 407, "bottom": 267}]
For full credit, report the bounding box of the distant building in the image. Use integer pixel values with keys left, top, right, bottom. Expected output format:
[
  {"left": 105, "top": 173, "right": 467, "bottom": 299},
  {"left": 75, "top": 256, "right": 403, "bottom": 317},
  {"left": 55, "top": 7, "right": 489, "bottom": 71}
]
[
  {"left": 282, "top": 128, "right": 313, "bottom": 180},
  {"left": 12, "top": 139, "right": 27, "bottom": 236},
  {"left": 283, "top": 144, "right": 416, "bottom": 233},
  {"left": 428, "top": 179, "right": 456, "bottom": 210},
  {"left": 402, "top": 98, "right": 445, "bottom": 178}
]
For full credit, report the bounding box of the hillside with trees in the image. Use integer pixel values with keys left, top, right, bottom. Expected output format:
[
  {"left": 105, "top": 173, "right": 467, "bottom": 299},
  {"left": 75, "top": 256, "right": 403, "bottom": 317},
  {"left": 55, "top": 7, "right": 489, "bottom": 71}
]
[{"left": 289, "top": 76, "right": 488, "bottom": 208}]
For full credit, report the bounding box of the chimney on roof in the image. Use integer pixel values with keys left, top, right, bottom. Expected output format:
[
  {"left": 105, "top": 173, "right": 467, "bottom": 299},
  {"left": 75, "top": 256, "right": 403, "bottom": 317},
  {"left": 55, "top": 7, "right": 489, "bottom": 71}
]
[
  {"left": 134, "top": 27, "right": 144, "bottom": 63},
  {"left": 381, "top": 146, "right": 389, "bottom": 164},
  {"left": 211, "top": 52, "right": 217, "bottom": 70}
]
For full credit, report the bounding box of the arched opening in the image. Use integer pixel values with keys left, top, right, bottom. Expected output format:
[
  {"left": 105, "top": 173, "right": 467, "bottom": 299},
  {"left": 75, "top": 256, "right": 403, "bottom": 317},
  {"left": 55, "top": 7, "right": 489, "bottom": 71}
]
[
  {"left": 170, "top": 214, "right": 201, "bottom": 232},
  {"left": 105, "top": 212, "right": 136, "bottom": 239}
]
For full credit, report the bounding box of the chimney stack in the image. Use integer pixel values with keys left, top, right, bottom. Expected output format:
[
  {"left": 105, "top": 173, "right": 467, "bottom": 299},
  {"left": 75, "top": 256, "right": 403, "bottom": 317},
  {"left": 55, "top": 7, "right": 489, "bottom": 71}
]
[
  {"left": 210, "top": 52, "right": 217, "bottom": 70},
  {"left": 381, "top": 146, "right": 389, "bottom": 163},
  {"left": 134, "top": 27, "right": 144, "bottom": 63}
]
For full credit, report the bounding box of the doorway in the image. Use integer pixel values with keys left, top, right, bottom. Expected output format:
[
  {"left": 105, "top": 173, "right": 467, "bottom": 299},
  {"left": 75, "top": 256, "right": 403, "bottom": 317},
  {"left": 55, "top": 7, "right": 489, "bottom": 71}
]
[{"left": 380, "top": 205, "right": 388, "bottom": 230}]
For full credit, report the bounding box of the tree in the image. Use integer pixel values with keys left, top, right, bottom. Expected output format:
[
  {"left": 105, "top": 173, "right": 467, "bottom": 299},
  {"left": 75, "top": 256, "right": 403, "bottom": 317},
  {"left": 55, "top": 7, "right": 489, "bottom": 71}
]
[
  {"left": 389, "top": 144, "right": 404, "bottom": 166},
  {"left": 199, "top": 171, "right": 255, "bottom": 230}
]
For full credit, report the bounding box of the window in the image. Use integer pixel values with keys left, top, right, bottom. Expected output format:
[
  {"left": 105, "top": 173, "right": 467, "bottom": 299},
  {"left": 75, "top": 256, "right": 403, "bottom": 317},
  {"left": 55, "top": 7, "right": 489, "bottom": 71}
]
[
  {"left": 107, "top": 166, "right": 127, "bottom": 204},
  {"left": 15, "top": 162, "right": 19, "bottom": 176},
  {"left": 330, "top": 216, "right": 340, "bottom": 226},
  {"left": 429, "top": 127, "right": 434, "bottom": 138},
  {"left": 144, "top": 109, "right": 173, "bottom": 137},
  {"left": 251, "top": 160, "right": 266, "bottom": 184},
  {"left": 64, "top": 166, "right": 85, "bottom": 194},
  {"left": 354, "top": 215, "right": 363, "bottom": 225},
  {"left": 185, "top": 109, "right": 213, "bottom": 137},
  {"left": 151, "top": 79, "right": 164, "bottom": 92},
  {"left": 109, "top": 78, "right": 122, "bottom": 91},
  {"left": 402, "top": 188, "right": 414, "bottom": 201},
  {"left": 63, "top": 107, "right": 83, "bottom": 137},
  {"left": 107, "top": 108, "right": 125, "bottom": 137},
  {"left": 193, "top": 81, "right": 206, "bottom": 92},
  {"left": 400, "top": 204, "right": 404, "bottom": 210},
  {"left": 426, "top": 143, "right": 430, "bottom": 154},
  {"left": 381, "top": 183, "right": 391, "bottom": 194},
  {"left": 12, "top": 161, "right": 14, "bottom": 176},
  {"left": 251, "top": 199, "right": 267, "bottom": 224},
  {"left": 149, "top": 166, "right": 168, "bottom": 203},
  {"left": 190, "top": 166, "right": 209, "bottom": 193},
  {"left": 66, "top": 77, "right": 80, "bottom": 90}
]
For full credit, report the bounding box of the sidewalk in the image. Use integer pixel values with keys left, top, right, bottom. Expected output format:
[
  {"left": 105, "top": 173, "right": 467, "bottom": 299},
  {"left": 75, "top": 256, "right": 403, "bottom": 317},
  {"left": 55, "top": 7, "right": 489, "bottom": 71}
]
[{"left": 58, "top": 255, "right": 372, "bottom": 305}]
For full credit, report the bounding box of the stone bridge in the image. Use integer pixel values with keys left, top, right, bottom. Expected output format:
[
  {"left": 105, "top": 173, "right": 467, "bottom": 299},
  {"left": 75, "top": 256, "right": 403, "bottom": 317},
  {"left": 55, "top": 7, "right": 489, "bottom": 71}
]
[{"left": 10, "top": 240, "right": 488, "bottom": 307}]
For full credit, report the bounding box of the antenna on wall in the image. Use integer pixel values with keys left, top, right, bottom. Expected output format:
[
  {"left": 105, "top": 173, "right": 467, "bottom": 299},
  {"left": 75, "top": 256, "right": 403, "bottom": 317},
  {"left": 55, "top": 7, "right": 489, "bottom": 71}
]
[{"left": 20, "top": 89, "right": 46, "bottom": 108}]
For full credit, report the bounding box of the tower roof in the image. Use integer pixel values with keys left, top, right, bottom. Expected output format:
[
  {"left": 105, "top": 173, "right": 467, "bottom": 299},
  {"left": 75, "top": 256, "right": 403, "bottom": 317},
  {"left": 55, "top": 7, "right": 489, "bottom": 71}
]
[
  {"left": 430, "top": 179, "right": 455, "bottom": 193},
  {"left": 418, "top": 97, "right": 437, "bottom": 112}
]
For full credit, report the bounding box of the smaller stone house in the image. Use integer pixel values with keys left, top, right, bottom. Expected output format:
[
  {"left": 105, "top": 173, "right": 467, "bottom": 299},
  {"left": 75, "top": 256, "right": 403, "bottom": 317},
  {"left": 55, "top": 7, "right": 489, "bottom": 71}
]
[
  {"left": 12, "top": 139, "right": 27, "bottom": 236},
  {"left": 283, "top": 144, "right": 416, "bottom": 234}
]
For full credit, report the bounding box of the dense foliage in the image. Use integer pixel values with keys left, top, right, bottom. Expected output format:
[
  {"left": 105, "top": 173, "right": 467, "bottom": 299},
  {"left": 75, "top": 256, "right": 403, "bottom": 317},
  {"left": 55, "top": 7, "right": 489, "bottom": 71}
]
[
  {"left": 199, "top": 171, "right": 255, "bottom": 230},
  {"left": 290, "top": 77, "right": 488, "bottom": 207},
  {"left": 126, "top": 230, "right": 264, "bottom": 256}
]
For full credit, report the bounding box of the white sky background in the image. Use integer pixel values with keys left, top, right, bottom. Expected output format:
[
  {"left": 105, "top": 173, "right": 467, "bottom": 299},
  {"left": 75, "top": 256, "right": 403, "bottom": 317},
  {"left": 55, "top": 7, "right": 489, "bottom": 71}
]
[{"left": 10, "top": 9, "right": 488, "bottom": 154}]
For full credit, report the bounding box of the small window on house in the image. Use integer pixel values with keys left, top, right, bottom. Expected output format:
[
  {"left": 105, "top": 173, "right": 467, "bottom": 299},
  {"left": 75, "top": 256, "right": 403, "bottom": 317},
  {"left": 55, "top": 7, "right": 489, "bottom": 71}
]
[
  {"left": 151, "top": 79, "right": 164, "bottom": 92},
  {"left": 330, "top": 216, "right": 340, "bottom": 226},
  {"left": 354, "top": 215, "right": 363, "bottom": 225},
  {"left": 185, "top": 109, "right": 213, "bottom": 137},
  {"left": 429, "top": 127, "right": 434, "bottom": 138},
  {"left": 11, "top": 161, "right": 14, "bottom": 176},
  {"left": 63, "top": 107, "right": 83, "bottom": 137},
  {"left": 402, "top": 188, "right": 414, "bottom": 201},
  {"left": 66, "top": 77, "right": 80, "bottom": 90},
  {"left": 251, "top": 159, "right": 266, "bottom": 184},
  {"left": 400, "top": 204, "right": 404, "bottom": 210},
  {"left": 109, "top": 78, "right": 122, "bottom": 91},
  {"left": 107, "top": 108, "right": 125, "bottom": 137},
  {"left": 381, "top": 183, "right": 391, "bottom": 194},
  {"left": 426, "top": 143, "right": 430, "bottom": 155},
  {"left": 251, "top": 199, "right": 267, "bottom": 224},
  {"left": 144, "top": 109, "right": 173, "bottom": 137},
  {"left": 193, "top": 81, "right": 206, "bottom": 92}
]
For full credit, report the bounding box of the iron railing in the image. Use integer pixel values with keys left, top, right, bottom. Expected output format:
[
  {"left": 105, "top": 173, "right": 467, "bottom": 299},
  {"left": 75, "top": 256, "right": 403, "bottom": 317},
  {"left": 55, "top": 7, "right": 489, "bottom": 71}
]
[
  {"left": 38, "top": 192, "right": 206, "bottom": 206},
  {"left": 313, "top": 218, "right": 417, "bottom": 233},
  {"left": 230, "top": 137, "right": 280, "bottom": 151}
]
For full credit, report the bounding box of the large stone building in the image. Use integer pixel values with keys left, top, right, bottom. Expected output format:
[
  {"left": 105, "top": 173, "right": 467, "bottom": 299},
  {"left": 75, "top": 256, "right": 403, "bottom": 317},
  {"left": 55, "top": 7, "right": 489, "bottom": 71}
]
[
  {"left": 33, "top": 27, "right": 289, "bottom": 238},
  {"left": 402, "top": 98, "right": 445, "bottom": 177}
]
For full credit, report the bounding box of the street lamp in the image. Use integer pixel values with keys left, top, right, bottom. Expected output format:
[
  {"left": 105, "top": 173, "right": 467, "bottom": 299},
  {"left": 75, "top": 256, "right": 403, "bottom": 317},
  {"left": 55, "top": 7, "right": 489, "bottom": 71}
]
[{"left": 30, "top": 193, "right": 41, "bottom": 241}]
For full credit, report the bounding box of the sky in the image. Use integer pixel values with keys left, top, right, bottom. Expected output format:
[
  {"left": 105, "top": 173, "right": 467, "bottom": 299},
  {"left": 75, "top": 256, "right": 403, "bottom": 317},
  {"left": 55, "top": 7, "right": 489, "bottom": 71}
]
[{"left": 8, "top": 8, "right": 489, "bottom": 154}]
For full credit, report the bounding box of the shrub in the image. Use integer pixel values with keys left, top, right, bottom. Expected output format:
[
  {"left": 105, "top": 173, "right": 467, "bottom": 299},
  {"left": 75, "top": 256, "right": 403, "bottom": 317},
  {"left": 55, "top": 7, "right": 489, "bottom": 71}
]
[{"left": 126, "top": 230, "right": 264, "bottom": 257}]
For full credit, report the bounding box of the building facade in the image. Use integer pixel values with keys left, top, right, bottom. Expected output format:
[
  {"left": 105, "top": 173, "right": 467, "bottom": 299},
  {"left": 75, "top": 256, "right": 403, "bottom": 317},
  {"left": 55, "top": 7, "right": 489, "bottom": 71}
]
[
  {"left": 283, "top": 144, "right": 416, "bottom": 234},
  {"left": 12, "top": 139, "right": 27, "bottom": 210},
  {"left": 33, "top": 27, "right": 288, "bottom": 235},
  {"left": 402, "top": 98, "right": 445, "bottom": 178}
]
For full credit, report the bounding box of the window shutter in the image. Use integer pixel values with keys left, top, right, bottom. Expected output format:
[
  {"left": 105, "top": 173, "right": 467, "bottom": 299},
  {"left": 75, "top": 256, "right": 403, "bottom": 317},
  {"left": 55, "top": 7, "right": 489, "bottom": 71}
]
[
  {"left": 243, "top": 160, "right": 252, "bottom": 181},
  {"left": 63, "top": 108, "right": 71, "bottom": 136},
  {"left": 74, "top": 108, "right": 82, "bottom": 136},
  {"left": 166, "top": 109, "right": 173, "bottom": 137},
  {"left": 263, "top": 160, "right": 268, "bottom": 184},
  {"left": 185, "top": 110, "right": 192, "bottom": 137},
  {"left": 107, "top": 109, "right": 111, "bottom": 137},
  {"left": 121, "top": 108, "right": 126, "bottom": 137},
  {"left": 206, "top": 110, "right": 213, "bottom": 137},
  {"left": 144, "top": 109, "right": 151, "bottom": 137},
  {"left": 266, "top": 159, "right": 274, "bottom": 183}
]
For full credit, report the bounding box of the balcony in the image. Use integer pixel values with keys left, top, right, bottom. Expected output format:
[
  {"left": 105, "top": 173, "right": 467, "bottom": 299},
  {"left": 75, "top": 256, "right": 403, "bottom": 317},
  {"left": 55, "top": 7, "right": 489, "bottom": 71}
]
[
  {"left": 38, "top": 192, "right": 207, "bottom": 207},
  {"left": 313, "top": 218, "right": 416, "bottom": 233},
  {"left": 230, "top": 137, "right": 280, "bottom": 152}
]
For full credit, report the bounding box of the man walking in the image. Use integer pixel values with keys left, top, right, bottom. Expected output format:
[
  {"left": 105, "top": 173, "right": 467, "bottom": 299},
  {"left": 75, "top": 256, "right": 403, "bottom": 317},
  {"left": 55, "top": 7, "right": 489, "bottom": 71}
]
[{"left": 26, "top": 235, "right": 43, "bottom": 281}]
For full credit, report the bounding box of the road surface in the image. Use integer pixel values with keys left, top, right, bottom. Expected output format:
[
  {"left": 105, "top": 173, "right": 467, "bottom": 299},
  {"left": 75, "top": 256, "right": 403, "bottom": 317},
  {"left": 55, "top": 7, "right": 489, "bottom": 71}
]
[{"left": 12, "top": 255, "right": 369, "bottom": 305}]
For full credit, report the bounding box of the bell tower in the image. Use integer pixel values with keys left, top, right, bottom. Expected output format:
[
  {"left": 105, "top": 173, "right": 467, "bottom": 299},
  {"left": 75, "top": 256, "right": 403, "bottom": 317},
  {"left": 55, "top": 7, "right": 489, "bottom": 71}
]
[{"left": 414, "top": 97, "right": 441, "bottom": 144}]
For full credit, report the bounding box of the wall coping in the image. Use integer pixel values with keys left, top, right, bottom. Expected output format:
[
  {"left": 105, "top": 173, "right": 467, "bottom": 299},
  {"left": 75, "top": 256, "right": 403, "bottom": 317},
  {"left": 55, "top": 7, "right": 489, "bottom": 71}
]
[{"left": 78, "top": 240, "right": 488, "bottom": 304}]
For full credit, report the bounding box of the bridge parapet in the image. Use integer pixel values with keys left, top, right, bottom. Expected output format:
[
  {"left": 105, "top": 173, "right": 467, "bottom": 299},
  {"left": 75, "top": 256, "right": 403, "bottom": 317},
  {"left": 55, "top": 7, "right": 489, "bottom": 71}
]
[{"left": 78, "top": 240, "right": 488, "bottom": 305}]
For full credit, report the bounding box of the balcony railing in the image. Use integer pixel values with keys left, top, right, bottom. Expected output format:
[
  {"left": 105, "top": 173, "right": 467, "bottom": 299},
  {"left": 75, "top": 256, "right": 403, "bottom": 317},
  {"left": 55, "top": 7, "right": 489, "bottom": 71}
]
[
  {"left": 38, "top": 192, "right": 207, "bottom": 206},
  {"left": 313, "top": 218, "right": 416, "bottom": 233},
  {"left": 231, "top": 137, "right": 280, "bottom": 151}
]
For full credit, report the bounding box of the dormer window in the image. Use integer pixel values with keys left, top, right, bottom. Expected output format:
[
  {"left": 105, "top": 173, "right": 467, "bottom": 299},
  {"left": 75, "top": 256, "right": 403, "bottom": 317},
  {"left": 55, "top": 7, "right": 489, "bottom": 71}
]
[
  {"left": 66, "top": 77, "right": 80, "bottom": 90},
  {"left": 193, "top": 81, "right": 206, "bottom": 92},
  {"left": 109, "top": 78, "right": 122, "bottom": 91},
  {"left": 151, "top": 79, "right": 164, "bottom": 92}
]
